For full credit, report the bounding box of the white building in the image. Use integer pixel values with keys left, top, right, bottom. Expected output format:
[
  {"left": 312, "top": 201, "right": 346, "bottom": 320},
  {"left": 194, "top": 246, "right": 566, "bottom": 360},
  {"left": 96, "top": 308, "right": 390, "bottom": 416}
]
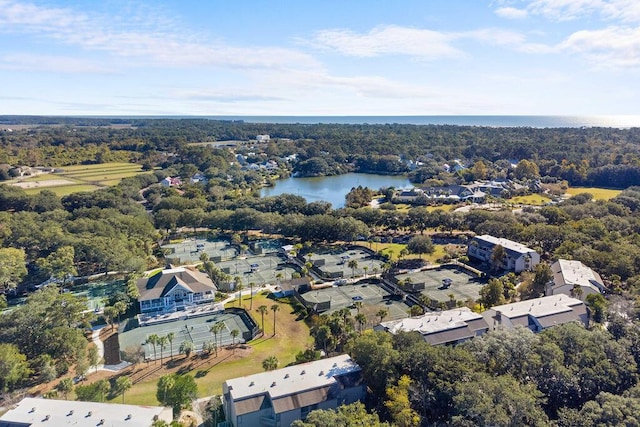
[
  {"left": 483, "top": 295, "right": 588, "bottom": 332},
  {"left": 222, "top": 354, "right": 365, "bottom": 427},
  {"left": 467, "top": 235, "right": 540, "bottom": 273},
  {"left": 547, "top": 259, "right": 606, "bottom": 301},
  {"left": 0, "top": 397, "right": 172, "bottom": 427},
  {"left": 136, "top": 267, "right": 217, "bottom": 314},
  {"left": 376, "top": 307, "right": 489, "bottom": 346},
  {"left": 256, "top": 134, "right": 270, "bottom": 143}
]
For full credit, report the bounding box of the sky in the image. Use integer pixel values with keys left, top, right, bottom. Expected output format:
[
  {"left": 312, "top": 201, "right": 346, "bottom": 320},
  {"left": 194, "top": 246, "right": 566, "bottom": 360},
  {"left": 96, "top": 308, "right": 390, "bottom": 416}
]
[{"left": 1, "top": 0, "right": 640, "bottom": 116}]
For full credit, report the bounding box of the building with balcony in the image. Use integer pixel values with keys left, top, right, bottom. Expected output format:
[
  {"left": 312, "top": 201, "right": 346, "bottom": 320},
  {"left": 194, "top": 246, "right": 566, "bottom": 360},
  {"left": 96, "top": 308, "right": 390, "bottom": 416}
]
[
  {"left": 467, "top": 234, "right": 539, "bottom": 273},
  {"left": 222, "top": 354, "right": 365, "bottom": 427},
  {"left": 547, "top": 259, "right": 606, "bottom": 301},
  {"left": 136, "top": 267, "right": 217, "bottom": 314}
]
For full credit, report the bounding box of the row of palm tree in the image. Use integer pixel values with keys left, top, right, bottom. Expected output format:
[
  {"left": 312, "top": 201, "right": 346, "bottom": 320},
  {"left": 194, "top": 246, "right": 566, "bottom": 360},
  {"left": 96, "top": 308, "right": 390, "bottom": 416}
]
[
  {"left": 256, "top": 304, "right": 281, "bottom": 336},
  {"left": 144, "top": 332, "right": 175, "bottom": 364}
]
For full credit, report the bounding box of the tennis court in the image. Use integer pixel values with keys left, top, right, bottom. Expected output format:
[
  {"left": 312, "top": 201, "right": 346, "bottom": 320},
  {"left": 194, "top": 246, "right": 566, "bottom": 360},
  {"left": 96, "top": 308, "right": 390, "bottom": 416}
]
[
  {"left": 306, "top": 248, "right": 385, "bottom": 279},
  {"left": 216, "top": 254, "right": 298, "bottom": 287},
  {"left": 71, "top": 279, "right": 124, "bottom": 312},
  {"left": 118, "top": 312, "right": 249, "bottom": 360},
  {"left": 162, "top": 238, "right": 237, "bottom": 264},
  {"left": 395, "top": 264, "right": 484, "bottom": 304}
]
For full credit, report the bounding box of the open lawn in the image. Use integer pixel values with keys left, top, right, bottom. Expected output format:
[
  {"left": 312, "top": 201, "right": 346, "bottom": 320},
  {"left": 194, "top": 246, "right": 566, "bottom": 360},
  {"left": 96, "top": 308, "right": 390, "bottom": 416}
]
[
  {"left": 508, "top": 194, "right": 552, "bottom": 205},
  {"left": 426, "top": 204, "right": 459, "bottom": 212},
  {"left": 12, "top": 162, "right": 152, "bottom": 195},
  {"left": 566, "top": 187, "right": 622, "bottom": 200},
  {"left": 114, "top": 294, "right": 313, "bottom": 405},
  {"left": 377, "top": 242, "right": 446, "bottom": 263}
]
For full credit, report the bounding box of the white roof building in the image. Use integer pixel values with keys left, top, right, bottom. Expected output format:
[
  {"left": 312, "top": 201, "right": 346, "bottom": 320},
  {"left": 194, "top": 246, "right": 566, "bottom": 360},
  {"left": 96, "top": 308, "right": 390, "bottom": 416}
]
[
  {"left": 467, "top": 235, "right": 540, "bottom": 273},
  {"left": 547, "top": 259, "right": 606, "bottom": 301},
  {"left": 377, "top": 307, "right": 489, "bottom": 346},
  {"left": 483, "top": 294, "right": 588, "bottom": 332},
  {"left": 223, "top": 354, "right": 365, "bottom": 427},
  {"left": 0, "top": 397, "right": 172, "bottom": 427}
]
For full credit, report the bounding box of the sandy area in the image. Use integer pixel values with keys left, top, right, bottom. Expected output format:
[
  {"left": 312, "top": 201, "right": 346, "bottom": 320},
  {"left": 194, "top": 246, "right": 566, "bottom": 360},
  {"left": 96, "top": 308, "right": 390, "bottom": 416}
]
[{"left": 11, "top": 179, "right": 76, "bottom": 188}]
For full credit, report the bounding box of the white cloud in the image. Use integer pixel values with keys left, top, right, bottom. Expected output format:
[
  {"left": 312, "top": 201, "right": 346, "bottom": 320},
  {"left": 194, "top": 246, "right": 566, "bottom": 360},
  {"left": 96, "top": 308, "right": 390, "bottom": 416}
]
[
  {"left": 309, "top": 25, "right": 463, "bottom": 59},
  {"left": 0, "top": 53, "right": 115, "bottom": 73},
  {"left": 495, "top": 7, "right": 529, "bottom": 19},
  {"left": 0, "top": 0, "right": 318, "bottom": 71},
  {"left": 559, "top": 26, "right": 640, "bottom": 67}
]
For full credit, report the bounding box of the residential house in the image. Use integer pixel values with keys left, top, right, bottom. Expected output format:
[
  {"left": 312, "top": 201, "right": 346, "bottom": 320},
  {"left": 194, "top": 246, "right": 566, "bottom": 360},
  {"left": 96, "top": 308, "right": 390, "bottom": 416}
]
[
  {"left": 0, "top": 397, "right": 172, "bottom": 427},
  {"left": 136, "top": 267, "right": 217, "bottom": 314},
  {"left": 222, "top": 354, "right": 365, "bottom": 427},
  {"left": 160, "top": 176, "right": 182, "bottom": 187},
  {"left": 482, "top": 294, "right": 588, "bottom": 332},
  {"left": 467, "top": 235, "right": 540, "bottom": 273},
  {"left": 376, "top": 307, "right": 489, "bottom": 346},
  {"left": 547, "top": 259, "right": 606, "bottom": 301},
  {"left": 256, "top": 134, "right": 271, "bottom": 143}
]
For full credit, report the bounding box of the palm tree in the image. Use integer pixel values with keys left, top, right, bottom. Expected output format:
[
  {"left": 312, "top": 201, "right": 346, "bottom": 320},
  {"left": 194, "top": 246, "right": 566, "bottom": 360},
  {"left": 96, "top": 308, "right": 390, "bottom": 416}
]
[
  {"left": 236, "top": 280, "right": 244, "bottom": 307},
  {"left": 230, "top": 329, "right": 240, "bottom": 346},
  {"left": 179, "top": 340, "right": 195, "bottom": 358},
  {"left": 363, "top": 266, "right": 368, "bottom": 278},
  {"left": 166, "top": 332, "right": 175, "bottom": 360},
  {"left": 210, "top": 322, "right": 224, "bottom": 351},
  {"left": 270, "top": 304, "right": 280, "bottom": 336},
  {"left": 146, "top": 334, "right": 160, "bottom": 363},
  {"left": 355, "top": 313, "right": 367, "bottom": 333},
  {"left": 158, "top": 335, "right": 168, "bottom": 365},
  {"left": 157, "top": 374, "right": 175, "bottom": 403},
  {"left": 262, "top": 355, "right": 279, "bottom": 371},
  {"left": 249, "top": 282, "right": 255, "bottom": 310},
  {"left": 115, "top": 376, "right": 132, "bottom": 404},
  {"left": 348, "top": 260, "right": 358, "bottom": 278},
  {"left": 376, "top": 309, "right": 388, "bottom": 323},
  {"left": 354, "top": 301, "right": 363, "bottom": 314},
  {"left": 257, "top": 305, "right": 268, "bottom": 334}
]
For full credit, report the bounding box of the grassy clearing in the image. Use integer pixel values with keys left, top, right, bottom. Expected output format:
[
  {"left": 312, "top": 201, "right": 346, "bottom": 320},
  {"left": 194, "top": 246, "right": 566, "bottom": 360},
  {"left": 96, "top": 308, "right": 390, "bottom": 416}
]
[
  {"left": 119, "top": 294, "right": 312, "bottom": 405},
  {"left": 566, "top": 187, "right": 622, "bottom": 200},
  {"left": 426, "top": 204, "right": 458, "bottom": 212},
  {"left": 508, "top": 194, "right": 552, "bottom": 205},
  {"left": 14, "top": 173, "right": 59, "bottom": 182},
  {"left": 23, "top": 184, "right": 100, "bottom": 196},
  {"left": 17, "top": 163, "right": 150, "bottom": 195},
  {"left": 377, "top": 242, "right": 446, "bottom": 263}
]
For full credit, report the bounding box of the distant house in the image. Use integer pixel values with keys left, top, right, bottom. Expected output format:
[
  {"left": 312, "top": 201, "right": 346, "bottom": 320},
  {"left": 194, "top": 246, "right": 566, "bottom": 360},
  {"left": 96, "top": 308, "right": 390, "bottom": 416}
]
[
  {"left": 483, "top": 294, "right": 588, "bottom": 332},
  {"left": 272, "top": 277, "right": 312, "bottom": 298},
  {"left": 376, "top": 307, "right": 489, "bottom": 346},
  {"left": 161, "top": 176, "right": 182, "bottom": 187},
  {"left": 394, "top": 188, "right": 424, "bottom": 203},
  {"left": 190, "top": 173, "right": 208, "bottom": 184},
  {"left": 467, "top": 235, "right": 540, "bottom": 273},
  {"left": 136, "top": 267, "right": 217, "bottom": 314},
  {"left": 222, "top": 354, "right": 365, "bottom": 427},
  {"left": 256, "top": 134, "right": 270, "bottom": 143},
  {"left": 547, "top": 259, "right": 606, "bottom": 301},
  {"left": 0, "top": 397, "right": 172, "bottom": 427}
]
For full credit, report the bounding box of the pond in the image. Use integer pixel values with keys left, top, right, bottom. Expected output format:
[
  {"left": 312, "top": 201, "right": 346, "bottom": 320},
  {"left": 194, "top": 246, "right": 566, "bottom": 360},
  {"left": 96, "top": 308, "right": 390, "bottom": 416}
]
[{"left": 260, "top": 173, "right": 412, "bottom": 208}]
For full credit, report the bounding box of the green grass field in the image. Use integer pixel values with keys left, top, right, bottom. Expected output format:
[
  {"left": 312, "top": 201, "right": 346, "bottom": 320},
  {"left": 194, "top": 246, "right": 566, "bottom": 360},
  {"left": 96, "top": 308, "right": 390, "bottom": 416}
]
[
  {"left": 377, "top": 242, "right": 446, "bottom": 263},
  {"left": 13, "top": 163, "right": 151, "bottom": 195},
  {"left": 508, "top": 194, "right": 553, "bottom": 205},
  {"left": 117, "top": 294, "right": 313, "bottom": 405},
  {"left": 566, "top": 187, "right": 622, "bottom": 200}
]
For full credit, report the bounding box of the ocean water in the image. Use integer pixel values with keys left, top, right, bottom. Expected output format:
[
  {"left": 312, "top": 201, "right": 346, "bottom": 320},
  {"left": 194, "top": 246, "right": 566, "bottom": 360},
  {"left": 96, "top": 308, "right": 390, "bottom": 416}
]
[{"left": 203, "top": 115, "right": 640, "bottom": 128}]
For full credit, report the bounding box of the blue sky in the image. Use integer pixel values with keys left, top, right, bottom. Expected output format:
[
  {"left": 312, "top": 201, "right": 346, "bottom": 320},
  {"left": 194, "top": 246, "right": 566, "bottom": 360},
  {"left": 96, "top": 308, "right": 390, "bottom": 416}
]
[{"left": 1, "top": 0, "right": 640, "bottom": 116}]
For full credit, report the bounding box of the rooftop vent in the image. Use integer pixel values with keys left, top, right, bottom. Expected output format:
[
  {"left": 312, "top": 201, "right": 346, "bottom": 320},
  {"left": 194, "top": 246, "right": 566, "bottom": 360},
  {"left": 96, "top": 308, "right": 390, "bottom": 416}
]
[
  {"left": 301, "top": 370, "right": 306, "bottom": 375},
  {"left": 98, "top": 419, "right": 105, "bottom": 426},
  {"left": 126, "top": 414, "right": 132, "bottom": 420},
  {"left": 43, "top": 415, "right": 50, "bottom": 422},
  {"left": 68, "top": 410, "right": 74, "bottom": 416},
  {"left": 284, "top": 374, "right": 290, "bottom": 379},
  {"left": 271, "top": 381, "right": 277, "bottom": 387},
  {"left": 333, "top": 363, "right": 338, "bottom": 368},
  {"left": 249, "top": 381, "right": 254, "bottom": 386},
  {"left": 87, "top": 411, "right": 93, "bottom": 417},
  {"left": 30, "top": 407, "right": 36, "bottom": 413},
  {"left": 319, "top": 370, "right": 324, "bottom": 376}
]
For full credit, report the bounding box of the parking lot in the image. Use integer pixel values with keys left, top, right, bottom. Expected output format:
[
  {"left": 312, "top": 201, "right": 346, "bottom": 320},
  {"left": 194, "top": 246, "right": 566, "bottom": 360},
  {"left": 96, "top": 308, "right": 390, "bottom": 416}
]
[{"left": 395, "top": 264, "right": 484, "bottom": 304}]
